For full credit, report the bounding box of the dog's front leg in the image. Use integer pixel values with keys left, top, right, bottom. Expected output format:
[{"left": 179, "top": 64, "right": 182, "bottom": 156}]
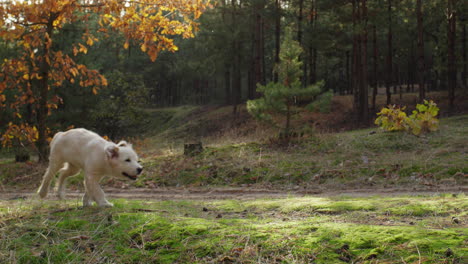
[
  {"left": 82, "top": 191, "right": 93, "bottom": 207},
  {"left": 84, "top": 173, "right": 113, "bottom": 207}
]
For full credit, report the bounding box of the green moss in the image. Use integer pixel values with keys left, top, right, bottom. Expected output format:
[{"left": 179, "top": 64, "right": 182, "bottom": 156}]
[{"left": 1, "top": 194, "right": 466, "bottom": 263}]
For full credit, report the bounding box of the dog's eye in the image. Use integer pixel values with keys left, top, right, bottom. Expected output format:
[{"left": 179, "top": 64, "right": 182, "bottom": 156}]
[{"left": 125, "top": 159, "right": 131, "bottom": 162}]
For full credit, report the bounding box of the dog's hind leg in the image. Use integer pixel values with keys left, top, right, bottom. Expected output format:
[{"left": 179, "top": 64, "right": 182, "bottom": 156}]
[
  {"left": 56, "top": 163, "right": 80, "bottom": 200},
  {"left": 37, "top": 159, "right": 64, "bottom": 198}
]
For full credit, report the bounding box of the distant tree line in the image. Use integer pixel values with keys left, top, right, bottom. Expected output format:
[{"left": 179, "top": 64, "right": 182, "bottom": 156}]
[
  {"left": 1, "top": 0, "right": 467, "bottom": 144},
  {"left": 149, "top": 0, "right": 466, "bottom": 120}
]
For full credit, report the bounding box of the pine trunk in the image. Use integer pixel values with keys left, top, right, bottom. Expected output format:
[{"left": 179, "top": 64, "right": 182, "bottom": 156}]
[
  {"left": 352, "top": 0, "right": 359, "bottom": 100},
  {"left": 253, "top": 0, "right": 265, "bottom": 98},
  {"left": 231, "top": 0, "right": 241, "bottom": 114},
  {"left": 298, "top": 0, "right": 305, "bottom": 86},
  {"left": 372, "top": 25, "right": 378, "bottom": 111},
  {"left": 346, "top": 51, "right": 350, "bottom": 94},
  {"left": 417, "top": 0, "right": 425, "bottom": 101},
  {"left": 309, "top": 1, "right": 317, "bottom": 85},
  {"left": 462, "top": 22, "right": 466, "bottom": 87},
  {"left": 447, "top": 0, "right": 456, "bottom": 112},
  {"left": 274, "top": 0, "right": 281, "bottom": 83},
  {"left": 385, "top": 0, "right": 392, "bottom": 105},
  {"left": 359, "top": 0, "right": 369, "bottom": 122}
]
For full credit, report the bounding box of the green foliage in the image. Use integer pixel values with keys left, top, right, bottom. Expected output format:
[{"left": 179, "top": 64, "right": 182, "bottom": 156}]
[
  {"left": 90, "top": 70, "right": 150, "bottom": 139},
  {"left": 247, "top": 30, "right": 331, "bottom": 136},
  {"left": 375, "top": 100, "right": 440, "bottom": 136},
  {"left": 407, "top": 100, "right": 440, "bottom": 136},
  {"left": 374, "top": 105, "right": 409, "bottom": 132}
]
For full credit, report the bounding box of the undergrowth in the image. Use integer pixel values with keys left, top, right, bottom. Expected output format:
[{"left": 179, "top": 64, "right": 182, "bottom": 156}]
[
  {"left": 0, "top": 194, "right": 466, "bottom": 263},
  {"left": 135, "top": 115, "right": 467, "bottom": 190}
]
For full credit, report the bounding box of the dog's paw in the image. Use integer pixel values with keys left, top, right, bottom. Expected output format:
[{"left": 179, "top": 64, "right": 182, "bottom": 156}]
[
  {"left": 37, "top": 188, "right": 48, "bottom": 198},
  {"left": 99, "top": 202, "right": 114, "bottom": 208},
  {"left": 57, "top": 192, "right": 65, "bottom": 200}
]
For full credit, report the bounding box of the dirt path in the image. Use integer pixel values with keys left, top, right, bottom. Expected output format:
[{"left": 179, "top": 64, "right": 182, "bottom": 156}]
[{"left": 1, "top": 186, "right": 466, "bottom": 201}]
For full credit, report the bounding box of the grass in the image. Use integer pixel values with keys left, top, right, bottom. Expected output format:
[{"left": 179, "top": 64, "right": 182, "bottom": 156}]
[
  {"left": 0, "top": 98, "right": 466, "bottom": 263},
  {"left": 0, "top": 194, "right": 466, "bottom": 263},
  {"left": 134, "top": 114, "right": 467, "bottom": 190}
]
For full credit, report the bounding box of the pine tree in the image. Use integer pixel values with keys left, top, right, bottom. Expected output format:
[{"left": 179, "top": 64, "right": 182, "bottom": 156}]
[{"left": 247, "top": 30, "right": 331, "bottom": 139}]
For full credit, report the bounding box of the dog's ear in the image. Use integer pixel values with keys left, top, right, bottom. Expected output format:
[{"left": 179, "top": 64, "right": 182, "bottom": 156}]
[
  {"left": 117, "top": 141, "right": 127, "bottom": 147},
  {"left": 118, "top": 140, "right": 133, "bottom": 148},
  {"left": 106, "top": 145, "right": 119, "bottom": 159}
]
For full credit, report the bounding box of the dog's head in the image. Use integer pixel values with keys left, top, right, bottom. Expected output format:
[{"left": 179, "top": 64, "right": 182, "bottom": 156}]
[{"left": 105, "top": 141, "right": 143, "bottom": 180}]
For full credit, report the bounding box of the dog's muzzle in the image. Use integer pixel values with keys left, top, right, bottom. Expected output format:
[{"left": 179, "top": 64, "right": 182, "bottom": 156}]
[{"left": 122, "top": 172, "right": 137, "bottom": 180}]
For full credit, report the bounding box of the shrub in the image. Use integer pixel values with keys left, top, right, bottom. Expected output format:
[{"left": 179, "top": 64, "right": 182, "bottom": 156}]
[
  {"left": 375, "top": 100, "right": 439, "bottom": 136},
  {"left": 407, "top": 100, "right": 440, "bottom": 136}
]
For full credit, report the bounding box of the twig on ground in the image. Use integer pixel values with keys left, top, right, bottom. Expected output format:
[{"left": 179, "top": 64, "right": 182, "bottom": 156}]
[
  {"left": 416, "top": 244, "right": 421, "bottom": 264},
  {"left": 132, "top": 208, "right": 167, "bottom": 213},
  {"left": 50, "top": 207, "right": 80, "bottom": 214}
]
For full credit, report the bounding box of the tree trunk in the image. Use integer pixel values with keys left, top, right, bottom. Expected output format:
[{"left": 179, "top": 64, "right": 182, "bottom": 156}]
[
  {"left": 352, "top": 0, "right": 359, "bottom": 101},
  {"left": 253, "top": 0, "right": 265, "bottom": 97},
  {"left": 417, "top": 0, "right": 426, "bottom": 101},
  {"left": 447, "top": 0, "right": 456, "bottom": 112},
  {"left": 274, "top": 0, "right": 281, "bottom": 83},
  {"left": 408, "top": 40, "right": 414, "bottom": 92},
  {"left": 298, "top": 0, "right": 305, "bottom": 86},
  {"left": 37, "top": 13, "right": 58, "bottom": 163},
  {"left": 231, "top": 0, "right": 241, "bottom": 115},
  {"left": 346, "top": 51, "right": 350, "bottom": 94},
  {"left": 232, "top": 40, "right": 241, "bottom": 115},
  {"left": 372, "top": 25, "right": 378, "bottom": 111},
  {"left": 225, "top": 65, "right": 231, "bottom": 105},
  {"left": 297, "top": 0, "right": 303, "bottom": 44},
  {"left": 309, "top": 1, "right": 318, "bottom": 85},
  {"left": 386, "top": 0, "right": 392, "bottom": 105},
  {"left": 462, "top": 21, "right": 466, "bottom": 87},
  {"left": 359, "top": 0, "right": 369, "bottom": 122}
]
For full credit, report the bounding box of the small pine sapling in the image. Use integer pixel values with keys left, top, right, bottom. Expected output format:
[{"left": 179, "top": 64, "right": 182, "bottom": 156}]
[{"left": 247, "top": 30, "right": 332, "bottom": 139}]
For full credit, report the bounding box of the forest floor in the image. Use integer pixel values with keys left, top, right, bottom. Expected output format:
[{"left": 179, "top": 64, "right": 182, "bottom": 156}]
[
  {"left": 0, "top": 93, "right": 467, "bottom": 263},
  {"left": 1, "top": 190, "right": 466, "bottom": 263}
]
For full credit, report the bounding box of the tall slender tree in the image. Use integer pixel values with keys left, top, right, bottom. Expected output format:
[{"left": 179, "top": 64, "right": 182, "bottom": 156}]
[
  {"left": 372, "top": 25, "right": 378, "bottom": 111},
  {"left": 447, "top": 0, "right": 457, "bottom": 112},
  {"left": 274, "top": 0, "right": 281, "bottom": 83},
  {"left": 359, "top": 0, "right": 369, "bottom": 121},
  {"left": 416, "top": 0, "right": 426, "bottom": 102},
  {"left": 463, "top": 20, "right": 467, "bottom": 88},
  {"left": 386, "top": 0, "right": 393, "bottom": 105}
]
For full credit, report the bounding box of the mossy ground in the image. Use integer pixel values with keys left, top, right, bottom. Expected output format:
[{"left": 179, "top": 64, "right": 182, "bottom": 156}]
[{"left": 1, "top": 194, "right": 466, "bottom": 263}]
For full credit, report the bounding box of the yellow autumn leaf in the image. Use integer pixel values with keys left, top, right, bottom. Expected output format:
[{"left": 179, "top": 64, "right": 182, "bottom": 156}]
[
  {"left": 101, "top": 76, "right": 108, "bottom": 86},
  {"left": 86, "top": 37, "right": 94, "bottom": 46},
  {"left": 79, "top": 44, "right": 88, "bottom": 54},
  {"left": 23, "top": 74, "right": 29, "bottom": 80},
  {"left": 124, "top": 41, "right": 129, "bottom": 50},
  {"left": 141, "top": 43, "right": 147, "bottom": 52}
]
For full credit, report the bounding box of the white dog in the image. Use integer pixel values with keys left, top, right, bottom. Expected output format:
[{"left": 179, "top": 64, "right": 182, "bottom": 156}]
[{"left": 37, "top": 128, "right": 143, "bottom": 207}]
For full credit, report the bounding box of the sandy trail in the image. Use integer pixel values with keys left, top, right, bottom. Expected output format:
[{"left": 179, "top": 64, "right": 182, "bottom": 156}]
[{"left": 1, "top": 186, "right": 466, "bottom": 201}]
